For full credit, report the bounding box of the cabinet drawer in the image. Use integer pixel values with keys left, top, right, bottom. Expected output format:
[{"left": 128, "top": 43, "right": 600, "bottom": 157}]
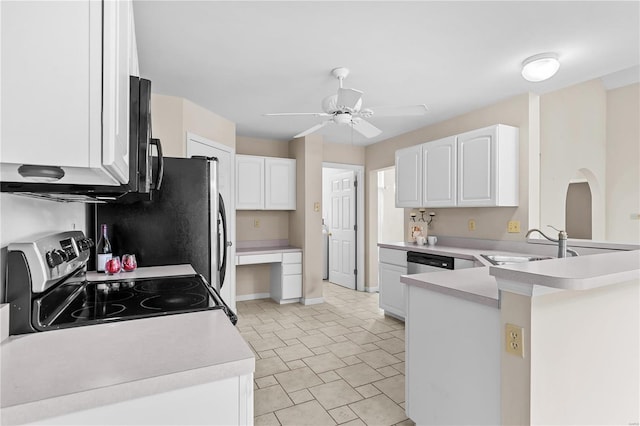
[
  {"left": 282, "top": 274, "right": 302, "bottom": 299},
  {"left": 282, "top": 252, "right": 302, "bottom": 264},
  {"left": 379, "top": 248, "right": 407, "bottom": 267},
  {"left": 237, "top": 253, "right": 282, "bottom": 265},
  {"left": 283, "top": 263, "right": 302, "bottom": 275}
]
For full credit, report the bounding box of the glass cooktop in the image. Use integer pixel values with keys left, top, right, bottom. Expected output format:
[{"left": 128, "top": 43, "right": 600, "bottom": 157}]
[{"left": 35, "top": 274, "right": 235, "bottom": 330}]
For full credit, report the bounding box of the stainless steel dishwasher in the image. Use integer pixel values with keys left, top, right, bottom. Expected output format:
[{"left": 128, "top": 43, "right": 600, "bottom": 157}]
[{"left": 407, "top": 251, "right": 476, "bottom": 273}]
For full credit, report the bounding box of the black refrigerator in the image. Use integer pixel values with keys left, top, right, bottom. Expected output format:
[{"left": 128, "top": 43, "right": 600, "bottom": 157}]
[{"left": 90, "top": 156, "right": 228, "bottom": 293}]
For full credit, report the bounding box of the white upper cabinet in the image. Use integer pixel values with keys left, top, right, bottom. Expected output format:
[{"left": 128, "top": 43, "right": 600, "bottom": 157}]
[
  {"left": 236, "top": 155, "right": 265, "bottom": 210},
  {"left": 395, "top": 145, "right": 422, "bottom": 207},
  {"left": 457, "top": 125, "right": 519, "bottom": 207},
  {"left": 265, "top": 157, "right": 297, "bottom": 210},
  {"left": 394, "top": 124, "right": 519, "bottom": 208},
  {"left": 0, "top": 0, "right": 134, "bottom": 186},
  {"left": 236, "top": 155, "right": 296, "bottom": 210},
  {"left": 422, "top": 136, "right": 457, "bottom": 207}
]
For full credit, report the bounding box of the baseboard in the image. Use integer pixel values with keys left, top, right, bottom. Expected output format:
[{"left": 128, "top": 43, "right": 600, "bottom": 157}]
[
  {"left": 236, "top": 293, "right": 271, "bottom": 302},
  {"left": 301, "top": 297, "right": 324, "bottom": 305},
  {"left": 366, "top": 286, "right": 379, "bottom": 293}
]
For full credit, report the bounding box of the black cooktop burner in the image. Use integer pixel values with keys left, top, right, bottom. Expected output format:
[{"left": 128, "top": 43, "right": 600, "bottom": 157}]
[
  {"left": 135, "top": 280, "right": 199, "bottom": 293},
  {"left": 71, "top": 303, "right": 127, "bottom": 319},
  {"left": 141, "top": 293, "right": 207, "bottom": 310},
  {"left": 37, "top": 274, "right": 232, "bottom": 330}
]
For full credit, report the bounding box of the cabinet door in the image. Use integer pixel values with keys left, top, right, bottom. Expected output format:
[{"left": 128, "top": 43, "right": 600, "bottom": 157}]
[
  {"left": 236, "top": 155, "right": 264, "bottom": 209},
  {"left": 395, "top": 145, "right": 422, "bottom": 207},
  {"left": 102, "top": 0, "right": 132, "bottom": 184},
  {"left": 423, "top": 136, "right": 457, "bottom": 207},
  {"left": 265, "top": 158, "right": 296, "bottom": 210},
  {"left": 457, "top": 127, "right": 496, "bottom": 207},
  {"left": 1, "top": 2, "right": 103, "bottom": 177},
  {"left": 378, "top": 263, "right": 407, "bottom": 319}
]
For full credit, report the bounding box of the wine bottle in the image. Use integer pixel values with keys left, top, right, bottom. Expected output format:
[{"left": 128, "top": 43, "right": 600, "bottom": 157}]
[{"left": 96, "top": 224, "right": 113, "bottom": 272}]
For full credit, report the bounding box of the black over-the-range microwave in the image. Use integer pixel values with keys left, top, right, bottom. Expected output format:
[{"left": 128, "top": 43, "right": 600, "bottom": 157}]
[{"left": 1, "top": 76, "right": 164, "bottom": 203}]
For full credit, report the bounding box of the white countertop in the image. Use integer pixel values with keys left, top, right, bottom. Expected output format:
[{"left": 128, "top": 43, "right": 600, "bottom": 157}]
[
  {"left": 86, "top": 264, "right": 198, "bottom": 281},
  {"left": 1, "top": 266, "right": 255, "bottom": 425},
  {"left": 236, "top": 245, "right": 302, "bottom": 256},
  {"left": 489, "top": 249, "right": 640, "bottom": 290},
  {"left": 383, "top": 242, "right": 640, "bottom": 306}
]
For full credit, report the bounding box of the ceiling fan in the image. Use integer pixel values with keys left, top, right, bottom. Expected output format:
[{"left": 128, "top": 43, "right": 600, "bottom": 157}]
[{"left": 264, "top": 67, "right": 428, "bottom": 139}]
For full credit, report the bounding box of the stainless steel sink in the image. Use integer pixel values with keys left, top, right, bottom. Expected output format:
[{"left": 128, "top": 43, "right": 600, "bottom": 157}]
[{"left": 481, "top": 254, "right": 553, "bottom": 266}]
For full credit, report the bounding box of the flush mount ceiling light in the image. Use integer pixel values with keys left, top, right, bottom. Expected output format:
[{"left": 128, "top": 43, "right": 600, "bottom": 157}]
[{"left": 521, "top": 53, "right": 560, "bottom": 82}]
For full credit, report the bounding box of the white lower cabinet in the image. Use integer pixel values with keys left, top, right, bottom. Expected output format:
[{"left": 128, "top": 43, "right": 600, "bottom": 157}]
[
  {"left": 29, "top": 374, "right": 254, "bottom": 426},
  {"left": 406, "top": 284, "right": 500, "bottom": 425},
  {"left": 378, "top": 248, "right": 407, "bottom": 320},
  {"left": 271, "top": 251, "right": 303, "bottom": 302}
]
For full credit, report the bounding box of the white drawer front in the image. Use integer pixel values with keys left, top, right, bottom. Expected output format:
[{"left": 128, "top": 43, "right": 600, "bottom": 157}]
[
  {"left": 282, "top": 252, "right": 302, "bottom": 264},
  {"left": 237, "top": 253, "right": 282, "bottom": 265},
  {"left": 379, "top": 247, "right": 407, "bottom": 267},
  {"left": 282, "top": 274, "right": 302, "bottom": 299},
  {"left": 282, "top": 263, "right": 302, "bottom": 275}
]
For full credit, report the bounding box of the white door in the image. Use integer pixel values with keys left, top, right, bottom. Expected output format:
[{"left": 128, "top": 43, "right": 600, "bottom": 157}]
[
  {"left": 187, "top": 135, "right": 236, "bottom": 312},
  {"left": 328, "top": 170, "right": 356, "bottom": 289}
]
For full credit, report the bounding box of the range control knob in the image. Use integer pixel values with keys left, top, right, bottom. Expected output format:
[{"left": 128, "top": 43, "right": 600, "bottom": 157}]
[
  {"left": 77, "top": 238, "right": 94, "bottom": 252},
  {"left": 46, "top": 250, "right": 67, "bottom": 268}
]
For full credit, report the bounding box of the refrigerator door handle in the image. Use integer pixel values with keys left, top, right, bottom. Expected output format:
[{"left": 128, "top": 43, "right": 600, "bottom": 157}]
[{"left": 218, "top": 193, "right": 228, "bottom": 288}]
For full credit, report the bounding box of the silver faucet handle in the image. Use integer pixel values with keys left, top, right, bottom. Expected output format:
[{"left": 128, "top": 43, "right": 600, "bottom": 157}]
[{"left": 547, "top": 225, "right": 568, "bottom": 239}]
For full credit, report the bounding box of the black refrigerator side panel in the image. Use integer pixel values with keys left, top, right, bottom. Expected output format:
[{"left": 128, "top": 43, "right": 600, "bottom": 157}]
[{"left": 94, "top": 157, "right": 212, "bottom": 282}]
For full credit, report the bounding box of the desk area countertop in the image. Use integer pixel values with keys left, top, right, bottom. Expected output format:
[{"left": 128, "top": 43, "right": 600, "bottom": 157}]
[{"left": 236, "top": 245, "right": 302, "bottom": 256}]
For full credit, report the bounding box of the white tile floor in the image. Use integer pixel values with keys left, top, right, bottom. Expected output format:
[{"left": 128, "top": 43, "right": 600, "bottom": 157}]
[{"left": 236, "top": 282, "right": 415, "bottom": 426}]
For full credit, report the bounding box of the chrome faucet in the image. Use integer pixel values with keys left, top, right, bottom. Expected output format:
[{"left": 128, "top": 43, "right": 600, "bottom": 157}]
[{"left": 525, "top": 226, "right": 579, "bottom": 258}]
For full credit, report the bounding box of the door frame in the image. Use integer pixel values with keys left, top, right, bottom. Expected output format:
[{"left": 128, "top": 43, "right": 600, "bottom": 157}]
[
  {"left": 186, "top": 132, "right": 236, "bottom": 311},
  {"left": 322, "top": 162, "right": 365, "bottom": 292}
]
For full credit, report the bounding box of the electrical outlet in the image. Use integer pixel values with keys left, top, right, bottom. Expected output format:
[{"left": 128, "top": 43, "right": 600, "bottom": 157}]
[
  {"left": 254, "top": 219, "right": 260, "bottom": 228},
  {"left": 468, "top": 219, "right": 476, "bottom": 231},
  {"left": 505, "top": 323, "right": 524, "bottom": 357},
  {"left": 507, "top": 220, "right": 521, "bottom": 233}
]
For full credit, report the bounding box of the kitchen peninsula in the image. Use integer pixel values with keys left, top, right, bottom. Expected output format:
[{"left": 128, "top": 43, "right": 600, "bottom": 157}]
[{"left": 385, "top": 240, "right": 640, "bottom": 425}]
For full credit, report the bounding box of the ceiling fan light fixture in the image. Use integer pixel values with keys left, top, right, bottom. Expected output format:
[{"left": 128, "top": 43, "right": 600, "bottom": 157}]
[
  {"left": 334, "top": 112, "right": 352, "bottom": 125},
  {"left": 521, "top": 52, "right": 560, "bottom": 82}
]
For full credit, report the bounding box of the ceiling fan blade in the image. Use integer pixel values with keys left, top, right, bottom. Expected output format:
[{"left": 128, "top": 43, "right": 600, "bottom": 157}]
[
  {"left": 264, "top": 112, "right": 331, "bottom": 117},
  {"left": 351, "top": 118, "right": 382, "bottom": 138},
  {"left": 294, "top": 121, "right": 331, "bottom": 138},
  {"left": 336, "top": 88, "right": 363, "bottom": 111},
  {"left": 368, "top": 104, "right": 428, "bottom": 117}
]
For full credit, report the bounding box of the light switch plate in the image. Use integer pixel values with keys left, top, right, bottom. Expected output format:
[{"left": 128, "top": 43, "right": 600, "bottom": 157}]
[
  {"left": 468, "top": 219, "right": 476, "bottom": 231},
  {"left": 507, "top": 220, "right": 521, "bottom": 233}
]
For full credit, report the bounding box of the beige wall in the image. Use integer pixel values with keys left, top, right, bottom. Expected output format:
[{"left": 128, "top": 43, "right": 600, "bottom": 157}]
[
  {"left": 150, "top": 94, "right": 236, "bottom": 157},
  {"left": 606, "top": 83, "right": 640, "bottom": 243},
  {"left": 323, "top": 141, "right": 365, "bottom": 165},
  {"left": 540, "top": 79, "right": 607, "bottom": 240},
  {"left": 365, "top": 93, "right": 538, "bottom": 288},
  {"left": 237, "top": 136, "right": 290, "bottom": 158},
  {"left": 290, "top": 134, "right": 324, "bottom": 302}
]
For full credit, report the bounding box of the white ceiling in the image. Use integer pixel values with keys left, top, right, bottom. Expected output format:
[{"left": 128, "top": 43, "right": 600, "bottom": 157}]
[{"left": 133, "top": 1, "right": 640, "bottom": 146}]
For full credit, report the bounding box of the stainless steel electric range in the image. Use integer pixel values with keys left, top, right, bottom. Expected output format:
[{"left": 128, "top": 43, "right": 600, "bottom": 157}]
[{"left": 4, "top": 231, "right": 237, "bottom": 335}]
